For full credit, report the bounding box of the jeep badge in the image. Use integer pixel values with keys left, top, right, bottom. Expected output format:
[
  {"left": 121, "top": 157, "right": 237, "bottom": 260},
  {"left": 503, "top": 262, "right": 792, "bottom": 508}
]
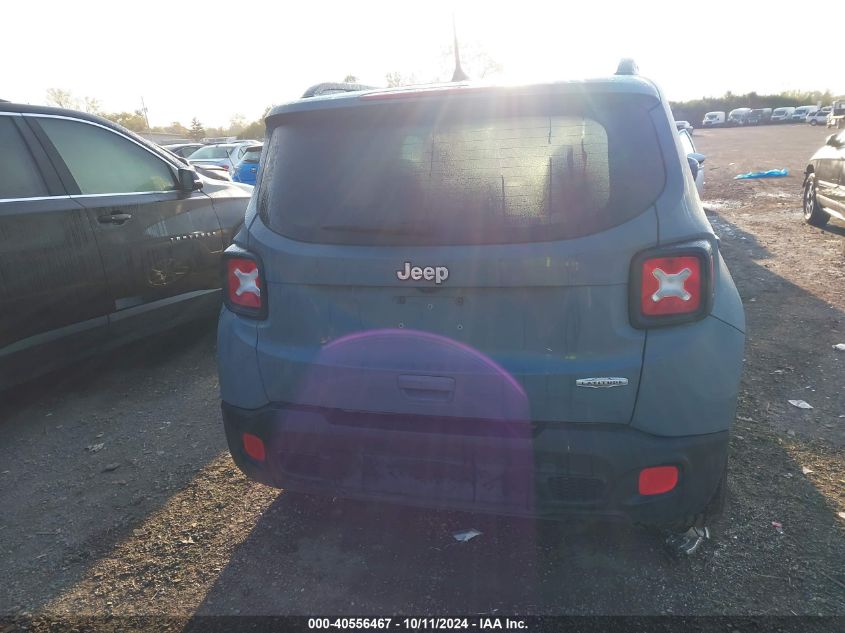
[{"left": 396, "top": 262, "right": 449, "bottom": 285}]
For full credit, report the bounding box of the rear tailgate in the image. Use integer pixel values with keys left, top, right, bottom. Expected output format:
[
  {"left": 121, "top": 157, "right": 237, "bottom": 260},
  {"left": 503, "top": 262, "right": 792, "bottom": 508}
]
[
  {"left": 250, "top": 86, "right": 667, "bottom": 424},
  {"left": 250, "top": 213, "right": 655, "bottom": 423}
]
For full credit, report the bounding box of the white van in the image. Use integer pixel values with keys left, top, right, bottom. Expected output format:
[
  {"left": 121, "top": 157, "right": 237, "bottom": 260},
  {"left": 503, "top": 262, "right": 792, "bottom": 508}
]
[
  {"left": 791, "top": 105, "right": 816, "bottom": 122},
  {"left": 702, "top": 111, "right": 725, "bottom": 127},
  {"left": 727, "top": 108, "right": 752, "bottom": 126},
  {"left": 771, "top": 107, "right": 795, "bottom": 123}
]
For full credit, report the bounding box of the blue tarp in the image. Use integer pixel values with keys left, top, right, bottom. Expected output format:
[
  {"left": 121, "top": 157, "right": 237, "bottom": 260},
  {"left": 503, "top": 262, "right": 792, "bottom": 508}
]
[{"left": 734, "top": 168, "right": 789, "bottom": 180}]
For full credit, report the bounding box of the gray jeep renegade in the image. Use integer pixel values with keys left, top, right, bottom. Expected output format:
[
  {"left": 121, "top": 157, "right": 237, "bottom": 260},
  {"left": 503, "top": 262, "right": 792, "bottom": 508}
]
[{"left": 217, "top": 64, "right": 745, "bottom": 534}]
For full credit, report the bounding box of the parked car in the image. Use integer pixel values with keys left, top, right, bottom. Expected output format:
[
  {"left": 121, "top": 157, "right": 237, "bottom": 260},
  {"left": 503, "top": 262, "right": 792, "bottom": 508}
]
[
  {"left": 802, "top": 131, "right": 845, "bottom": 227},
  {"left": 189, "top": 142, "right": 254, "bottom": 174},
  {"left": 162, "top": 142, "right": 204, "bottom": 158},
  {"left": 201, "top": 136, "right": 260, "bottom": 145},
  {"left": 727, "top": 107, "right": 752, "bottom": 126},
  {"left": 232, "top": 144, "right": 263, "bottom": 185},
  {"left": 746, "top": 108, "right": 772, "bottom": 125},
  {"left": 679, "top": 129, "right": 705, "bottom": 196},
  {"left": 770, "top": 107, "right": 795, "bottom": 123},
  {"left": 160, "top": 146, "right": 233, "bottom": 182},
  {"left": 217, "top": 63, "right": 745, "bottom": 546},
  {"left": 701, "top": 111, "right": 725, "bottom": 127},
  {"left": 792, "top": 105, "right": 817, "bottom": 122},
  {"left": 828, "top": 100, "right": 845, "bottom": 129},
  {"left": 0, "top": 103, "right": 252, "bottom": 388},
  {"left": 807, "top": 111, "right": 830, "bottom": 126},
  {"left": 194, "top": 163, "right": 233, "bottom": 181},
  {"left": 675, "top": 120, "right": 694, "bottom": 135}
]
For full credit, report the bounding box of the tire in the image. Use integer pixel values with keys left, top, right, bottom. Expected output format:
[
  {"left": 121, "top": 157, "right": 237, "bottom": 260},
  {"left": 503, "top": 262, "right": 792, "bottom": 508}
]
[
  {"left": 810, "top": 119, "right": 818, "bottom": 126},
  {"left": 803, "top": 173, "right": 830, "bottom": 227}
]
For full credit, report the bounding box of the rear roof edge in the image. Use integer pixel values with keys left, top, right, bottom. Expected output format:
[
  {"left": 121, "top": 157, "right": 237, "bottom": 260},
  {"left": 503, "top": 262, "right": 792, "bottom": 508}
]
[{"left": 266, "top": 76, "right": 663, "bottom": 122}]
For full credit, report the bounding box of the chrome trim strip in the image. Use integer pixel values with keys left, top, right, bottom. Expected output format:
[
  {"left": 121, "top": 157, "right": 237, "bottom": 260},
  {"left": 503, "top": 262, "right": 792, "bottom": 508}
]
[
  {"left": 108, "top": 289, "right": 220, "bottom": 321},
  {"left": 68, "top": 191, "right": 176, "bottom": 199},
  {"left": 0, "top": 195, "right": 72, "bottom": 203}
]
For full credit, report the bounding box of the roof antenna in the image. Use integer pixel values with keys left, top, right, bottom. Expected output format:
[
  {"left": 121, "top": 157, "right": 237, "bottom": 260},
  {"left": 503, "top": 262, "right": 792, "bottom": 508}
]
[{"left": 451, "top": 13, "right": 469, "bottom": 82}]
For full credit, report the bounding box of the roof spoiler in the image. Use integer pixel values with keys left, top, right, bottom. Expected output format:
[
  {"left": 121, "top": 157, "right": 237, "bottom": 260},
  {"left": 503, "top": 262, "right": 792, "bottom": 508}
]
[
  {"left": 301, "top": 82, "right": 377, "bottom": 98},
  {"left": 615, "top": 58, "right": 639, "bottom": 76}
]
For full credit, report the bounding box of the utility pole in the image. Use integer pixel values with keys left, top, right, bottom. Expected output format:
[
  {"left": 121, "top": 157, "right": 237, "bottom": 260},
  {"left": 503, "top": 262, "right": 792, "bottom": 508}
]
[{"left": 140, "top": 96, "right": 150, "bottom": 131}]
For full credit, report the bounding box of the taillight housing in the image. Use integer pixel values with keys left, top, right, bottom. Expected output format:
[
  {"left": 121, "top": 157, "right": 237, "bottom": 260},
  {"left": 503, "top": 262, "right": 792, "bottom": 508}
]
[
  {"left": 630, "top": 241, "right": 714, "bottom": 328},
  {"left": 223, "top": 249, "right": 267, "bottom": 319}
]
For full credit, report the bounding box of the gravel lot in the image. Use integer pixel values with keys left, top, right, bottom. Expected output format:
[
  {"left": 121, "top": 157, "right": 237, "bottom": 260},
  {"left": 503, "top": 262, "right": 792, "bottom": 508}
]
[{"left": 0, "top": 124, "right": 843, "bottom": 626}]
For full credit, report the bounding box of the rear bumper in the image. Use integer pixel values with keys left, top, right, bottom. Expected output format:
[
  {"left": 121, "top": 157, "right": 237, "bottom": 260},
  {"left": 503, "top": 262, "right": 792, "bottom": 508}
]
[{"left": 222, "top": 402, "right": 728, "bottom": 527}]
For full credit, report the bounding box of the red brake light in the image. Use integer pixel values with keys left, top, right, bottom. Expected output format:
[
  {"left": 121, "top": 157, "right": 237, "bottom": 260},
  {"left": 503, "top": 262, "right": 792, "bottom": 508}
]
[
  {"left": 641, "top": 256, "right": 701, "bottom": 316},
  {"left": 638, "top": 465, "right": 678, "bottom": 495},
  {"left": 224, "top": 254, "right": 266, "bottom": 318}
]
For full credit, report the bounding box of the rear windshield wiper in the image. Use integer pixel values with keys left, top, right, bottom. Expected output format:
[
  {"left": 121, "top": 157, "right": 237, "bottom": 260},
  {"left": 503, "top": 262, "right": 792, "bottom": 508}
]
[{"left": 319, "top": 223, "right": 433, "bottom": 236}]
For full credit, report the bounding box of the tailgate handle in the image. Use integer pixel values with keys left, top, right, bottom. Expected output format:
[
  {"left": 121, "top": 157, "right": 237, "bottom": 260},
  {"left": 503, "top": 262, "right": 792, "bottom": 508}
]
[{"left": 398, "top": 375, "right": 455, "bottom": 402}]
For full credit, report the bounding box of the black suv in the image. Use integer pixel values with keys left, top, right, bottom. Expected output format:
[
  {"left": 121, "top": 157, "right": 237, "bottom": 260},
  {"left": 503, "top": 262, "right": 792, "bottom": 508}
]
[{"left": 0, "top": 103, "right": 252, "bottom": 387}]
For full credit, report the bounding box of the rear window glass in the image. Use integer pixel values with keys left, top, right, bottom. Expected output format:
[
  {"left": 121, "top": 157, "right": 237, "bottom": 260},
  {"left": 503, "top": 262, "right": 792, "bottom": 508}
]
[
  {"left": 191, "top": 146, "right": 230, "bottom": 159},
  {"left": 259, "top": 93, "right": 665, "bottom": 245},
  {"left": 242, "top": 148, "right": 262, "bottom": 162},
  {"left": 179, "top": 145, "right": 201, "bottom": 157}
]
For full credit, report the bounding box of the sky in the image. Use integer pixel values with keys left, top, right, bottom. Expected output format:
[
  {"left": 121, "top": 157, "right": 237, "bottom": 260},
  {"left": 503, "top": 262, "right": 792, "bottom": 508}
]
[{"left": 4, "top": 0, "right": 843, "bottom": 128}]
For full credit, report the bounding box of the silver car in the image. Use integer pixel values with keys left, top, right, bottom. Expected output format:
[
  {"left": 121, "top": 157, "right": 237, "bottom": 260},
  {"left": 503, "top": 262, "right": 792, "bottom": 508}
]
[
  {"left": 806, "top": 111, "right": 831, "bottom": 126},
  {"left": 189, "top": 142, "right": 255, "bottom": 175}
]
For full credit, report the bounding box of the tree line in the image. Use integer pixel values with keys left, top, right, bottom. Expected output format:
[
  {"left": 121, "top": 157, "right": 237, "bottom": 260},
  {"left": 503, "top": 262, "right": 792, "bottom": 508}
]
[
  {"left": 46, "top": 84, "right": 844, "bottom": 143},
  {"left": 44, "top": 88, "right": 267, "bottom": 141}
]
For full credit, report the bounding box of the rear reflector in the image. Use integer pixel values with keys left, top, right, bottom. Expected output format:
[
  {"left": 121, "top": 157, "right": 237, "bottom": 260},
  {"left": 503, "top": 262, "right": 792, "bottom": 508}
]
[
  {"left": 242, "top": 433, "right": 266, "bottom": 462},
  {"left": 638, "top": 465, "right": 679, "bottom": 495}
]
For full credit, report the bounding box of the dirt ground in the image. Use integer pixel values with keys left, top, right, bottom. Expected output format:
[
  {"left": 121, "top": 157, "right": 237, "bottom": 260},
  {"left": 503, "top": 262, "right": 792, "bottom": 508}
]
[{"left": 0, "top": 124, "right": 843, "bottom": 627}]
